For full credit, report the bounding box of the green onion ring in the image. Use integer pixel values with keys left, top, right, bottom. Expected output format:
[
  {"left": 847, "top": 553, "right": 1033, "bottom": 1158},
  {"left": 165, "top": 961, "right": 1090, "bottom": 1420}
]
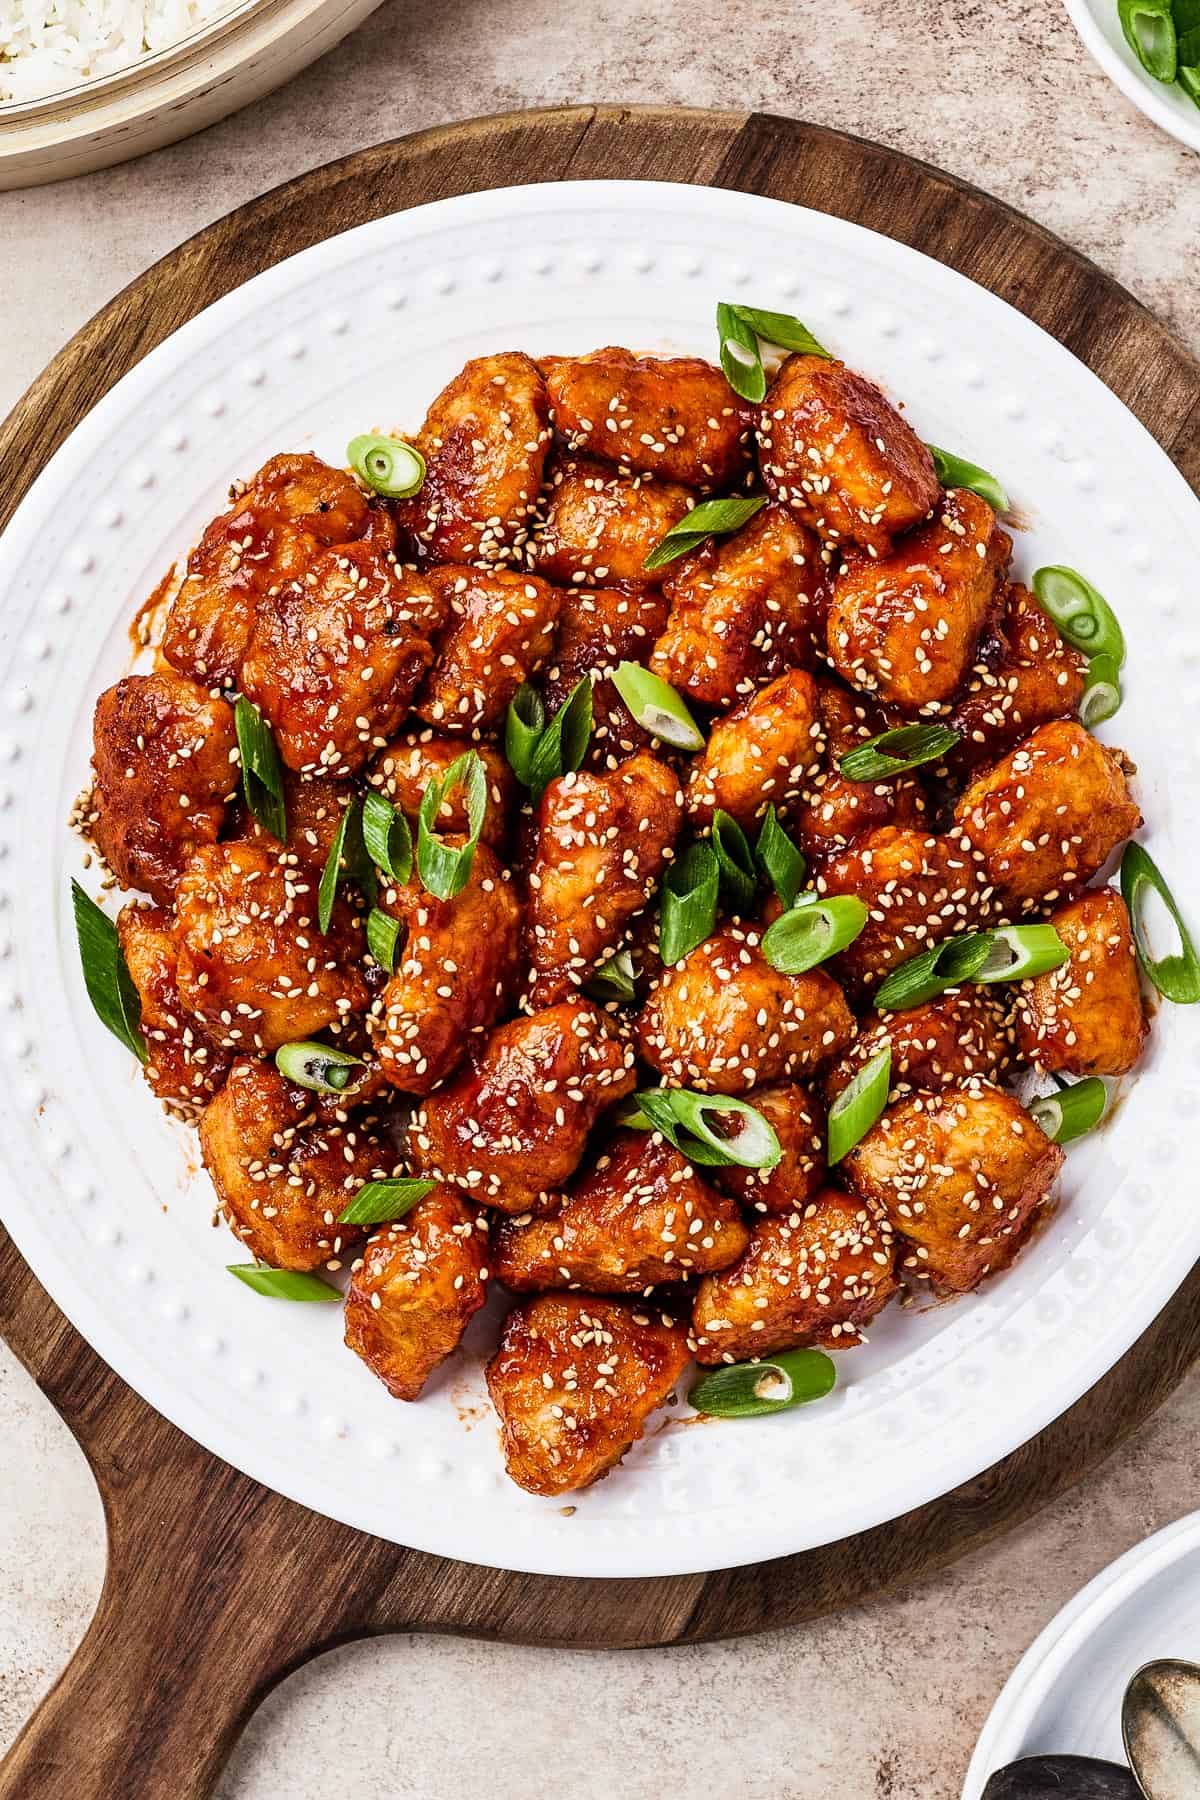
[
  {"left": 1120, "top": 842, "right": 1200, "bottom": 1004},
  {"left": 761, "top": 893, "right": 869, "bottom": 975},
  {"left": 659, "top": 842, "right": 720, "bottom": 966},
  {"left": 689, "top": 1349, "right": 837, "bottom": 1419},
  {"left": 611, "top": 662, "right": 706, "bottom": 751},
  {"left": 1032, "top": 566, "right": 1125, "bottom": 666},
  {"left": 346, "top": 433, "right": 427, "bottom": 499},
  {"left": 827, "top": 1045, "right": 892, "bottom": 1164},
  {"left": 1029, "top": 1077, "right": 1108, "bottom": 1145},
  {"left": 275, "top": 1040, "right": 365, "bottom": 1096}
]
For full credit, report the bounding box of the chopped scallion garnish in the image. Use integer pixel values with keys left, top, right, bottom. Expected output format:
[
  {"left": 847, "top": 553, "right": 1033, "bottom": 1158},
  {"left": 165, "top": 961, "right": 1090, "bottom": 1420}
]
[
  {"left": 755, "top": 806, "right": 806, "bottom": 910},
  {"left": 642, "top": 496, "right": 768, "bottom": 573},
  {"left": 1032, "top": 566, "right": 1125, "bottom": 666},
  {"left": 610, "top": 662, "right": 706, "bottom": 751},
  {"left": 689, "top": 1348, "right": 837, "bottom": 1419},
  {"left": 838, "top": 723, "right": 960, "bottom": 783},
  {"left": 416, "top": 750, "right": 487, "bottom": 901},
  {"left": 275, "top": 1040, "right": 365, "bottom": 1096},
  {"left": 827, "top": 1045, "right": 892, "bottom": 1164},
  {"left": 1080, "top": 653, "right": 1122, "bottom": 729},
  {"left": 1029, "top": 1077, "right": 1108, "bottom": 1145},
  {"left": 1119, "top": 0, "right": 1178, "bottom": 79},
  {"left": 659, "top": 841, "right": 720, "bottom": 966},
  {"left": 710, "top": 810, "right": 757, "bottom": 911},
  {"left": 527, "top": 676, "right": 593, "bottom": 799},
  {"left": 234, "top": 695, "right": 286, "bottom": 843},
  {"left": 873, "top": 933, "right": 994, "bottom": 1012},
  {"left": 362, "top": 790, "right": 413, "bottom": 885},
  {"left": 716, "top": 301, "right": 766, "bottom": 404},
  {"left": 346, "top": 432, "right": 426, "bottom": 499},
  {"left": 317, "top": 798, "right": 359, "bottom": 934},
  {"left": 1120, "top": 842, "right": 1200, "bottom": 1003},
  {"left": 228, "top": 1264, "right": 341, "bottom": 1302},
  {"left": 761, "top": 893, "right": 869, "bottom": 975},
  {"left": 70, "top": 880, "right": 146, "bottom": 1063},
  {"left": 339, "top": 1177, "right": 436, "bottom": 1226},
  {"left": 366, "top": 907, "right": 401, "bottom": 973},
  {"left": 927, "top": 445, "right": 1009, "bottom": 513},
  {"left": 623, "top": 1087, "right": 782, "bottom": 1170},
  {"left": 585, "top": 946, "right": 640, "bottom": 1004},
  {"left": 505, "top": 682, "right": 547, "bottom": 788},
  {"left": 973, "top": 924, "right": 1070, "bottom": 985}
]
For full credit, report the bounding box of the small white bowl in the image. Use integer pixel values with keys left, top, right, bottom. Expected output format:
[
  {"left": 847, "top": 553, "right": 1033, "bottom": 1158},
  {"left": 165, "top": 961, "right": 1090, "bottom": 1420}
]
[{"left": 1065, "top": 0, "right": 1200, "bottom": 151}]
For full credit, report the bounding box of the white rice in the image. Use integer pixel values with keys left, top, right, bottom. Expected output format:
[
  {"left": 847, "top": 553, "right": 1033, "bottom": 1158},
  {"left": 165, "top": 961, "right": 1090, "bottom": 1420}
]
[{"left": 1, "top": 0, "right": 233, "bottom": 104}]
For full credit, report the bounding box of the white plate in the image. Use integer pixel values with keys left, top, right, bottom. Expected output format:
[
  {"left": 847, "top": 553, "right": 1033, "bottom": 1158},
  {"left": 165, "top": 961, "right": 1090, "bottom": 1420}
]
[
  {"left": 963, "top": 1509, "right": 1200, "bottom": 1792},
  {"left": 1, "top": 180, "right": 1198, "bottom": 1580},
  {"left": 1064, "top": 0, "right": 1200, "bottom": 153}
]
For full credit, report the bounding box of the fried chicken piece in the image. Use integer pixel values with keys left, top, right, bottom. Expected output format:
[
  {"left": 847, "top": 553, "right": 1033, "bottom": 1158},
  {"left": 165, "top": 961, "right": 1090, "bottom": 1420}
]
[
  {"left": 824, "top": 987, "right": 1013, "bottom": 1103},
  {"left": 239, "top": 546, "right": 447, "bottom": 776},
  {"left": 394, "top": 351, "right": 552, "bottom": 565},
  {"left": 366, "top": 730, "right": 514, "bottom": 849},
  {"left": 491, "top": 1130, "right": 749, "bottom": 1294},
  {"left": 174, "top": 841, "right": 368, "bottom": 1053},
  {"left": 235, "top": 771, "right": 358, "bottom": 871},
  {"left": 542, "top": 585, "right": 670, "bottom": 770},
  {"left": 692, "top": 1191, "right": 899, "bottom": 1363},
  {"left": 650, "top": 503, "right": 829, "bottom": 709},
  {"left": 843, "top": 1083, "right": 1063, "bottom": 1293},
  {"left": 90, "top": 673, "right": 238, "bottom": 905},
  {"left": 526, "top": 751, "right": 683, "bottom": 1007},
  {"left": 344, "top": 1186, "right": 489, "bottom": 1400},
  {"left": 1015, "top": 887, "right": 1147, "bottom": 1077},
  {"left": 543, "top": 347, "right": 751, "bottom": 488},
  {"left": 818, "top": 826, "right": 987, "bottom": 991},
  {"left": 369, "top": 843, "right": 522, "bottom": 1094},
  {"left": 790, "top": 679, "right": 928, "bottom": 861},
  {"left": 685, "top": 668, "right": 825, "bottom": 830},
  {"left": 713, "top": 1084, "right": 826, "bottom": 1216},
  {"left": 198, "top": 1057, "right": 395, "bottom": 1270},
  {"left": 162, "top": 452, "right": 379, "bottom": 686},
  {"left": 949, "top": 583, "right": 1087, "bottom": 773},
  {"left": 953, "top": 721, "right": 1141, "bottom": 912},
  {"left": 637, "top": 923, "right": 854, "bottom": 1094},
  {"left": 117, "top": 903, "right": 233, "bottom": 1118},
  {"left": 407, "top": 1001, "right": 637, "bottom": 1212},
  {"left": 486, "top": 1294, "right": 690, "bottom": 1496},
  {"left": 757, "top": 355, "right": 939, "bottom": 556},
  {"left": 414, "top": 565, "right": 561, "bottom": 734},
  {"left": 826, "top": 490, "right": 1010, "bottom": 709},
  {"left": 534, "top": 455, "right": 695, "bottom": 588}
]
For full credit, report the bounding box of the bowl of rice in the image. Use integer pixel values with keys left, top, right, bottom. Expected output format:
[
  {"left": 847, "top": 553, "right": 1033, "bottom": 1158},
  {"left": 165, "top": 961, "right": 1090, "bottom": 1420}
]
[{"left": 0, "top": 0, "right": 384, "bottom": 189}]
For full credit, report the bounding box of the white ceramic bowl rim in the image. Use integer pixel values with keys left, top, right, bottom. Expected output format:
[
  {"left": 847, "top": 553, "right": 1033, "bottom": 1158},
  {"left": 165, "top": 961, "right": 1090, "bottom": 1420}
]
[{"left": 1064, "top": 0, "right": 1200, "bottom": 152}]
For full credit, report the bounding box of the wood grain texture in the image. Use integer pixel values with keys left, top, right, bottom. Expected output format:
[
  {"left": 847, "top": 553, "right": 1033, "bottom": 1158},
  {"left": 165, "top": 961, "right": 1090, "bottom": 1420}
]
[{"left": 1, "top": 104, "right": 1198, "bottom": 1800}]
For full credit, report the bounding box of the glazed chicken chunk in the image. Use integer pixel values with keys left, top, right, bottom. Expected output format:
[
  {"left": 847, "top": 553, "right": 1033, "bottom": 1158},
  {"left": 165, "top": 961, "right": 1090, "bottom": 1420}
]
[
  {"left": 818, "top": 826, "right": 986, "bottom": 991},
  {"left": 637, "top": 923, "right": 854, "bottom": 1094},
  {"left": 542, "top": 585, "right": 670, "bottom": 770},
  {"left": 844, "top": 1083, "right": 1064, "bottom": 1292},
  {"left": 692, "top": 1190, "right": 899, "bottom": 1363},
  {"left": 525, "top": 750, "right": 683, "bottom": 1007},
  {"left": 414, "top": 565, "right": 561, "bottom": 734},
  {"left": 685, "top": 668, "right": 825, "bottom": 829},
  {"left": 826, "top": 489, "right": 1011, "bottom": 709},
  {"left": 790, "top": 679, "right": 928, "bottom": 860},
  {"left": 650, "top": 503, "right": 829, "bottom": 709},
  {"left": 118, "top": 903, "right": 233, "bottom": 1117},
  {"left": 712, "top": 1083, "right": 826, "bottom": 1216},
  {"left": 199, "top": 1058, "right": 394, "bottom": 1270},
  {"left": 486, "top": 1294, "right": 690, "bottom": 1496},
  {"left": 407, "top": 1001, "right": 637, "bottom": 1212},
  {"left": 90, "top": 672, "right": 238, "bottom": 904},
  {"left": 367, "top": 731, "right": 514, "bottom": 848},
  {"left": 954, "top": 720, "right": 1141, "bottom": 912},
  {"left": 239, "top": 547, "right": 448, "bottom": 777},
  {"left": 757, "top": 354, "right": 940, "bottom": 556},
  {"left": 490, "top": 1130, "right": 749, "bottom": 1294},
  {"left": 344, "top": 1186, "right": 489, "bottom": 1400},
  {"left": 824, "top": 986, "right": 1012, "bottom": 1103},
  {"left": 395, "top": 351, "right": 552, "bottom": 566},
  {"left": 237, "top": 772, "right": 358, "bottom": 872},
  {"left": 1015, "top": 887, "right": 1147, "bottom": 1077},
  {"left": 369, "top": 843, "right": 522, "bottom": 1094},
  {"left": 949, "top": 583, "right": 1087, "bottom": 772},
  {"left": 162, "top": 452, "right": 378, "bottom": 686},
  {"left": 543, "top": 347, "right": 751, "bottom": 488},
  {"left": 534, "top": 455, "right": 694, "bottom": 588},
  {"left": 174, "top": 841, "right": 368, "bottom": 1053}
]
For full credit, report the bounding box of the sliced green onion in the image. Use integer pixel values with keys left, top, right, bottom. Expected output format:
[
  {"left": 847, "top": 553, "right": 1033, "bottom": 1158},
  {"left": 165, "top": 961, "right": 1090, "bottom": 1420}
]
[
  {"left": 828, "top": 1045, "right": 892, "bottom": 1164},
  {"left": 275, "top": 1040, "right": 365, "bottom": 1096},
  {"left": 642, "top": 495, "right": 768, "bottom": 573},
  {"left": 228, "top": 1264, "right": 340, "bottom": 1302},
  {"left": 973, "top": 924, "right": 1069, "bottom": 984},
  {"left": 710, "top": 810, "right": 757, "bottom": 911},
  {"left": 1080, "top": 653, "right": 1122, "bottom": 729},
  {"left": 234, "top": 695, "right": 286, "bottom": 842},
  {"left": 1032, "top": 566, "right": 1125, "bottom": 667},
  {"left": 527, "top": 676, "right": 593, "bottom": 799},
  {"left": 689, "top": 1348, "right": 836, "bottom": 1419},
  {"left": 505, "top": 682, "right": 546, "bottom": 787},
  {"left": 626, "top": 1088, "right": 782, "bottom": 1170},
  {"left": 1120, "top": 842, "right": 1200, "bottom": 1003},
  {"left": 659, "top": 842, "right": 720, "bottom": 966},
  {"left": 346, "top": 433, "right": 426, "bottom": 499},
  {"left": 1029, "top": 1078, "right": 1108, "bottom": 1145},
  {"left": 317, "top": 798, "right": 358, "bottom": 934},
  {"left": 874, "top": 932, "right": 994, "bottom": 1011},
  {"left": 756, "top": 806, "right": 807, "bottom": 910},
  {"left": 70, "top": 880, "right": 146, "bottom": 1063},
  {"left": 762, "top": 893, "right": 868, "bottom": 975},
  {"left": 366, "top": 906, "right": 401, "bottom": 973},
  {"left": 1119, "top": 0, "right": 1177, "bottom": 78},
  {"left": 585, "top": 946, "right": 640, "bottom": 1004},
  {"left": 1180, "top": 61, "right": 1200, "bottom": 105},
  {"left": 610, "top": 662, "right": 706, "bottom": 751},
  {"left": 838, "top": 723, "right": 961, "bottom": 783},
  {"left": 716, "top": 301, "right": 766, "bottom": 404},
  {"left": 362, "top": 790, "right": 413, "bottom": 884},
  {"left": 727, "top": 304, "right": 831, "bottom": 358},
  {"left": 927, "top": 445, "right": 1009, "bottom": 513},
  {"left": 417, "top": 750, "right": 487, "bottom": 901},
  {"left": 339, "top": 1177, "right": 436, "bottom": 1226}
]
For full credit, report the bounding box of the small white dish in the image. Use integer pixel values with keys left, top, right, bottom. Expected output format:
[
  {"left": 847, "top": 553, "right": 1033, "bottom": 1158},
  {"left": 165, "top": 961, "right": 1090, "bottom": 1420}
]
[
  {"left": 963, "top": 1509, "right": 1200, "bottom": 1793},
  {"left": 1065, "top": 0, "right": 1200, "bottom": 152}
]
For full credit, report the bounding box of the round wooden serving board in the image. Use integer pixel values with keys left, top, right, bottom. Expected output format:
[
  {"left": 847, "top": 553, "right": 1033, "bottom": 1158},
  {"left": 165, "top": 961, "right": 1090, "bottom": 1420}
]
[{"left": 2, "top": 105, "right": 1199, "bottom": 1800}]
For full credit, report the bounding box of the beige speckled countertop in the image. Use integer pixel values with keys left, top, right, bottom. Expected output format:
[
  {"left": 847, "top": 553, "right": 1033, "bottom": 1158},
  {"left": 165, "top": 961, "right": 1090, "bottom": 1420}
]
[{"left": 3, "top": 4, "right": 1200, "bottom": 1795}]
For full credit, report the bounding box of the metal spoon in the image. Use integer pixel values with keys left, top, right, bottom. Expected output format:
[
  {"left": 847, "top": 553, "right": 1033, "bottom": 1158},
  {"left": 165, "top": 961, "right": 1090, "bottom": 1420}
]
[{"left": 1122, "top": 1658, "right": 1200, "bottom": 1799}]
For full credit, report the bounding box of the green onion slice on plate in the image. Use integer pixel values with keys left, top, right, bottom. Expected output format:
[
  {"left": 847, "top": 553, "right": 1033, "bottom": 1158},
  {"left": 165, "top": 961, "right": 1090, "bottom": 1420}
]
[
  {"left": 366, "top": 907, "right": 401, "bottom": 973},
  {"left": 585, "top": 946, "right": 639, "bottom": 1004},
  {"left": 873, "top": 933, "right": 994, "bottom": 1012},
  {"left": 70, "top": 880, "right": 146, "bottom": 1063},
  {"left": 927, "top": 445, "right": 1009, "bottom": 513},
  {"left": 610, "top": 662, "right": 706, "bottom": 751},
  {"left": 756, "top": 806, "right": 806, "bottom": 910},
  {"left": 642, "top": 495, "right": 768, "bottom": 573},
  {"left": 1120, "top": 842, "right": 1200, "bottom": 1003},
  {"left": 228, "top": 1265, "right": 341, "bottom": 1302},
  {"left": 623, "top": 1088, "right": 782, "bottom": 1170},
  {"left": 317, "top": 798, "right": 360, "bottom": 934},
  {"left": 972, "top": 924, "right": 1070, "bottom": 985},
  {"left": 275, "top": 1040, "right": 365, "bottom": 1096},
  {"left": 1029, "top": 1077, "right": 1108, "bottom": 1145},
  {"left": 417, "top": 750, "right": 487, "bottom": 901},
  {"left": 1118, "top": 0, "right": 1178, "bottom": 79},
  {"left": 346, "top": 433, "right": 426, "bottom": 499},
  {"left": 710, "top": 810, "right": 758, "bottom": 911},
  {"left": 526, "top": 676, "right": 593, "bottom": 799},
  {"left": 725, "top": 304, "right": 831, "bottom": 359},
  {"left": 1032, "top": 566, "right": 1125, "bottom": 666},
  {"left": 838, "top": 723, "right": 961, "bottom": 783},
  {"left": 362, "top": 790, "right": 413, "bottom": 885},
  {"left": 505, "top": 683, "right": 547, "bottom": 787},
  {"left": 716, "top": 301, "right": 766, "bottom": 404},
  {"left": 659, "top": 842, "right": 720, "bottom": 966},
  {"left": 1079, "top": 653, "right": 1122, "bottom": 729},
  {"left": 761, "top": 893, "right": 869, "bottom": 975},
  {"left": 339, "top": 1178, "right": 437, "bottom": 1226},
  {"left": 689, "top": 1348, "right": 837, "bottom": 1419},
  {"left": 234, "top": 695, "right": 286, "bottom": 843},
  {"left": 827, "top": 1045, "right": 892, "bottom": 1164}
]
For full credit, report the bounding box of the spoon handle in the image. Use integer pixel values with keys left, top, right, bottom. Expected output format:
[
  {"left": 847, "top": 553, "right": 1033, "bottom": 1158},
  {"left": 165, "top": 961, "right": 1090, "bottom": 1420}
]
[{"left": 981, "top": 1753, "right": 1141, "bottom": 1798}]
